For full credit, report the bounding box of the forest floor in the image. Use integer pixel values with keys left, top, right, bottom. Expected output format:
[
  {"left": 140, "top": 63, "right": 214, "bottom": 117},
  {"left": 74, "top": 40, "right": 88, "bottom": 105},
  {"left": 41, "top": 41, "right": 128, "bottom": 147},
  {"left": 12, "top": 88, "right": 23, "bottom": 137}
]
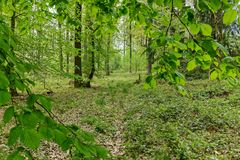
[{"left": 1, "top": 72, "right": 240, "bottom": 159}]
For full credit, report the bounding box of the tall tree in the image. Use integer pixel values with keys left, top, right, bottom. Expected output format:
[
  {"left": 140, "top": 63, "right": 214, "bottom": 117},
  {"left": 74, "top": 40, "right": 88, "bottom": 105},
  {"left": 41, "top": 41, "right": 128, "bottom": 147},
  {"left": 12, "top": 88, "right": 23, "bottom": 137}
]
[
  {"left": 146, "top": 37, "right": 154, "bottom": 75},
  {"left": 86, "top": 28, "right": 96, "bottom": 87},
  {"left": 8, "top": 0, "right": 18, "bottom": 96},
  {"left": 66, "top": 29, "right": 70, "bottom": 73},
  {"left": 58, "top": 22, "right": 63, "bottom": 72},
  {"left": 129, "top": 20, "right": 132, "bottom": 73},
  {"left": 74, "top": 2, "right": 83, "bottom": 88},
  {"left": 105, "top": 34, "right": 111, "bottom": 76}
]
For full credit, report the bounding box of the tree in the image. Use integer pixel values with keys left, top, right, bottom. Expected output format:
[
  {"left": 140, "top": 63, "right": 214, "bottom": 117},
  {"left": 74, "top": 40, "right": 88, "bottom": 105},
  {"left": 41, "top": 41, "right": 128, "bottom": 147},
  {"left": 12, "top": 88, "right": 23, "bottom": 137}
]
[
  {"left": 129, "top": 20, "right": 133, "bottom": 73},
  {"left": 74, "top": 1, "right": 83, "bottom": 88},
  {"left": 105, "top": 34, "right": 111, "bottom": 76}
]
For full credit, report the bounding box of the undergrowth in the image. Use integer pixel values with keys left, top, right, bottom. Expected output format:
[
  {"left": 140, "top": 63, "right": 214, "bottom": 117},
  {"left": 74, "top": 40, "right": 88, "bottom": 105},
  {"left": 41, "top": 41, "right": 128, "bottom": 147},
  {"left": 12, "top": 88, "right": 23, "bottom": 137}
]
[{"left": 1, "top": 73, "right": 240, "bottom": 159}]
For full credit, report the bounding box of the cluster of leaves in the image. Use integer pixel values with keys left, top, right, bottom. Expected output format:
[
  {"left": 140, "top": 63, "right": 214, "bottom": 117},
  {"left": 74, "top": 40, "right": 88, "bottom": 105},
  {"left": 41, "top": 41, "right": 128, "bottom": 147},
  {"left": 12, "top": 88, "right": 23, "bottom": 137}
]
[
  {"left": 118, "top": 0, "right": 240, "bottom": 93},
  {"left": 0, "top": 15, "right": 107, "bottom": 159}
]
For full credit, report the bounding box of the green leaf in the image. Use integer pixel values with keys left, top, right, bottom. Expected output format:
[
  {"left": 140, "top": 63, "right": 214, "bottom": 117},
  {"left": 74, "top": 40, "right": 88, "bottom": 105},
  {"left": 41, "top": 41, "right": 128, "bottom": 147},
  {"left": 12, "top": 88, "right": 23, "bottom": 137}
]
[
  {"left": 0, "top": 91, "right": 11, "bottom": 106},
  {"left": 215, "top": 42, "right": 229, "bottom": 56},
  {"left": 210, "top": 70, "right": 218, "bottom": 80},
  {"left": 75, "top": 143, "right": 95, "bottom": 157},
  {"left": 39, "top": 126, "right": 54, "bottom": 140},
  {"left": 77, "top": 129, "right": 95, "bottom": 142},
  {"left": 0, "top": 39, "right": 11, "bottom": 53},
  {"left": 174, "top": 0, "right": 182, "bottom": 9},
  {"left": 238, "top": 17, "right": 240, "bottom": 27},
  {"left": 0, "top": 71, "right": 9, "bottom": 89},
  {"left": 187, "top": 40, "right": 195, "bottom": 51},
  {"left": 39, "top": 96, "right": 52, "bottom": 112},
  {"left": 189, "top": 23, "right": 200, "bottom": 35},
  {"left": 223, "top": 10, "right": 237, "bottom": 25},
  {"left": 7, "top": 149, "right": 24, "bottom": 160},
  {"left": 3, "top": 106, "right": 14, "bottom": 123},
  {"left": 200, "top": 23, "right": 212, "bottom": 36},
  {"left": 187, "top": 59, "right": 197, "bottom": 71},
  {"left": 174, "top": 41, "right": 187, "bottom": 50},
  {"left": 174, "top": 72, "right": 186, "bottom": 86},
  {"left": 222, "top": 56, "right": 234, "bottom": 63},
  {"left": 61, "top": 139, "right": 73, "bottom": 151},
  {"left": 155, "top": 0, "right": 164, "bottom": 6},
  {"left": 32, "top": 110, "right": 45, "bottom": 124},
  {"left": 21, "top": 129, "right": 40, "bottom": 149},
  {"left": 144, "top": 76, "right": 157, "bottom": 89},
  {"left": 27, "top": 94, "right": 39, "bottom": 107},
  {"left": 202, "top": 54, "right": 212, "bottom": 62},
  {"left": 54, "top": 129, "right": 67, "bottom": 145},
  {"left": 204, "top": 0, "right": 221, "bottom": 12},
  {"left": 137, "top": 13, "right": 145, "bottom": 24},
  {"left": 8, "top": 125, "right": 22, "bottom": 146},
  {"left": 22, "top": 112, "right": 38, "bottom": 128},
  {"left": 15, "top": 80, "right": 26, "bottom": 91}
]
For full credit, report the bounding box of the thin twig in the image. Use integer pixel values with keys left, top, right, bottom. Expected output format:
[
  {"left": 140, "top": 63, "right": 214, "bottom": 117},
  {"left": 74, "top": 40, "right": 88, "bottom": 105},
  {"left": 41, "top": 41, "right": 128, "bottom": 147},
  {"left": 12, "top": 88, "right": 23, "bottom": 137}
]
[
  {"left": 165, "top": 0, "right": 174, "bottom": 36},
  {"left": 164, "top": 0, "right": 174, "bottom": 54},
  {"left": 172, "top": 10, "right": 205, "bottom": 50}
]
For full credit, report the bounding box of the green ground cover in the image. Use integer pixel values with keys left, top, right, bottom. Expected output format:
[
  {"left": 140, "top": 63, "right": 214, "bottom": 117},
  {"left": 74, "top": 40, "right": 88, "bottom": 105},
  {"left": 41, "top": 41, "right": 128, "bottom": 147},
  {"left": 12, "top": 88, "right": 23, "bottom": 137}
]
[{"left": 1, "top": 73, "right": 240, "bottom": 159}]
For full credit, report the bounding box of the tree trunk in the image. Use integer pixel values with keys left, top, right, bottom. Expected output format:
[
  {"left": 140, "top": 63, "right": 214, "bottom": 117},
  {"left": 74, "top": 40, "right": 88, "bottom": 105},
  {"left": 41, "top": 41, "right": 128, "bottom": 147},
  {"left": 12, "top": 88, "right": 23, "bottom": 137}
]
[
  {"left": 86, "top": 32, "right": 95, "bottom": 87},
  {"left": 59, "top": 22, "right": 63, "bottom": 72},
  {"left": 129, "top": 21, "right": 132, "bottom": 73},
  {"left": 123, "top": 29, "right": 126, "bottom": 56},
  {"left": 66, "top": 30, "right": 70, "bottom": 73},
  {"left": 9, "top": 0, "right": 18, "bottom": 96},
  {"left": 105, "top": 34, "right": 111, "bottom": 76},
  {"left": 146, "top": 37, "right": 154, "bottom": 75},
  {"left": 74, "top": 2, "right": 82, "bottom": 88}
]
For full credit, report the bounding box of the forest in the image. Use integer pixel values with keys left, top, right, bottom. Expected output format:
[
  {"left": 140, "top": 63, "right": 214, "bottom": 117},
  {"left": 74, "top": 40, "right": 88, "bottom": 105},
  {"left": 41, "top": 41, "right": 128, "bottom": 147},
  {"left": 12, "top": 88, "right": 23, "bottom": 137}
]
[{"left": 1, "top": 0, "right": 240, "bottom": 159}]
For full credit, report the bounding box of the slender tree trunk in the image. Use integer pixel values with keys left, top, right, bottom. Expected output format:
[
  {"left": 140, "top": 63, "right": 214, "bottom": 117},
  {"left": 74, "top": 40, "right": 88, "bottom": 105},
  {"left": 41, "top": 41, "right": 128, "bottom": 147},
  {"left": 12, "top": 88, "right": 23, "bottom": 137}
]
[
  {"left": 66, "top": 30, "right": 70, "bottom": 73},
  {"left": 97, "top": 44, "right": 101, "bottom": 70},
  {"left": 129, "top": 21, "right": 132, "bottom": 73},
  {"left": 105, "top": 34, "right": 110, "bottom": 76},
  {"left": 123, "top": 26, "right": 126, "bottom": 71},
  {"left": 74, "top": 2, "right": 82, "bottom": 88},
  {"left": 123, "top": 29, "right": 126, "bottom": 56},
  {"left": 146, "top": 37, "right": 153, "bottom": 75},
  {"left": 86, "top": 31, "right": 95, "bottom": 87},
  {"left": 59, "top": 22, "right": 63, "bottom": 72},
  {"left": 9, "top": 0, "right": 18, "bottom": 96}
]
